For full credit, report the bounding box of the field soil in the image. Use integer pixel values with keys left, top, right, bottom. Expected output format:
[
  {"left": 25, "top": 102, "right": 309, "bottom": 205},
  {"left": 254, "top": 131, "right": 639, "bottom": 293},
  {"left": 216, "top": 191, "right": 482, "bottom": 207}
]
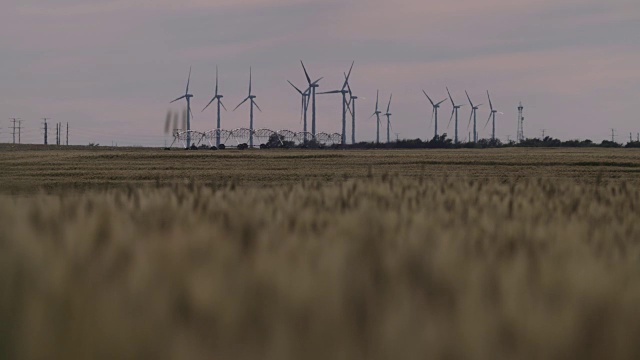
[{"left": 2, "top": 146, "right": 640, "bottom": 359}]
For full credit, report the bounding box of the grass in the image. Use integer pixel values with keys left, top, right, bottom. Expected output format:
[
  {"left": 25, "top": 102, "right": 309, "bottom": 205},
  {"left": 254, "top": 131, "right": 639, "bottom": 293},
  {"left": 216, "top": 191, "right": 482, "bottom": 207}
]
[{"left": 2, "top": 146, "right": 640, "bottom": 359}]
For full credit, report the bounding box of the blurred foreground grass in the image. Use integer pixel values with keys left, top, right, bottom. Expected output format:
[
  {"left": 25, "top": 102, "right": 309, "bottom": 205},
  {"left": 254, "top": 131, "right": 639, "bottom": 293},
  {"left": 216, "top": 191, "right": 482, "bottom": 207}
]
[{"left": 2, "top": 175, "right": 640, "bottom": 359}]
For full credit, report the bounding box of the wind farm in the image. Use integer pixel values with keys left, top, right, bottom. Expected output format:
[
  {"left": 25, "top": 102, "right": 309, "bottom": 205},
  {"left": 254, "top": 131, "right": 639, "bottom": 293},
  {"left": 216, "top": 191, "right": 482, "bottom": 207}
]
[{"left": 160, "top": 61, "right": 536, "bottom": 150}]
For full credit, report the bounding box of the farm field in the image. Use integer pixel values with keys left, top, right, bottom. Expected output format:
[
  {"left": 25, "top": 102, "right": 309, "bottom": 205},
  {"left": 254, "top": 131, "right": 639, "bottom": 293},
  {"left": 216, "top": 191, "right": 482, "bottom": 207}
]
[
  {"left": 2, "top": 146, "right": 640, "bottom": 359},
  {"left": 1, "top": 145, "right": 640, "bottom": 193}
]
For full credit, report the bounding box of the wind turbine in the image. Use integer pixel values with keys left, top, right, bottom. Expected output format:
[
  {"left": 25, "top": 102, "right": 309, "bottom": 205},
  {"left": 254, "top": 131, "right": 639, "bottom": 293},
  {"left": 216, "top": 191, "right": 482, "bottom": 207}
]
[
  {"left": 384, "top": 94, "right": 393, "bottom": 143},
  {"left": 287, "top": 80, "right": 310, "bottom": 141},
  {"left": 202, "top": 66, "right": 228, "bottom": 147},
  {"left": 465, "top": 91, "right": 482, "bottom": 143},
  {"left": 422, "top": 90, "right": 447, "bottom": 140},
  {"left": 170, "top": 66, "right": 194, "bottom": 148},
  {"left": 370, "top": 90, "right": 383, "bottom": 144},
  {"left": 446, "top": 87, "right": 464, "bottom": 144},
  {"left": 234, "top": 67, "right": 262, "bottom": 148},
  {"left": 485, "top": 90, "right": 502, "bottom": 141},
  {"left": 300, "top": 61, "right": 323, "bottom": 138},
  {"left": 318, "top": 61, "right": 354, "bottom": 145},
  {"left": 344, "top": 72, "right": 361, "bottom": 144}
]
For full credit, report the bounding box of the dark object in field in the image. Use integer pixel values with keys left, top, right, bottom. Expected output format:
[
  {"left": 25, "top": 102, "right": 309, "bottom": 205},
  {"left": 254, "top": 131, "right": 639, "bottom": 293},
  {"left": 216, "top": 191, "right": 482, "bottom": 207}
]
[
  {"left": 189, "top": 144, "right": 198, "bottom": 150},
  {"left": 218, "top": 144, "right": 226, "bottom": 150},
  {"left": 238, "top": 143, "right": 249, "bottom": 150},
  {"left": 210, "top": 146, "right": 218, "bottom": 151}
]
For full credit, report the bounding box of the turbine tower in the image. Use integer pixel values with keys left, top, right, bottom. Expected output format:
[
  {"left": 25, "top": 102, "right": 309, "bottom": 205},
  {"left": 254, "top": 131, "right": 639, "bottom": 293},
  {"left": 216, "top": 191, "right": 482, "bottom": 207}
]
[
  {"left": 170, "top": 66, "right": 194, "bottom": 148},
  {"left": 234, "top": 67, "right": 262, "bottom": 148},
  {"left": 446, "top": 87, "right": 464, "bottom": 144},
  {"left": 465, "top": 91, "right": 482, "bottom": 143},
  {"left": 384, "top": 94, "right": 393, "bottom": 143},
  {"left": 202, "top": 66, "right": 228, "bottom": 147},
  {"left": 300, "top": 61, "right": 322, "bottom": 138},
  {"left": 423, "top": 90, "right": 447, "bottom": 140},
  {"left": 370, "top": 90, "right": 382, "bottom": 144},
  {"left": 318, "top": 61, "right": 354, "bottom": 145},
  {"left": 485, "top": 90, "right": 502, "bottom": 141}
]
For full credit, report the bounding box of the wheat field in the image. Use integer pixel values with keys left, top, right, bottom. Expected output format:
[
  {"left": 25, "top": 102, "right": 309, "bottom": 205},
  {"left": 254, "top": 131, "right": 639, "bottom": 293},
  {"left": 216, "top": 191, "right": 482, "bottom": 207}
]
[{"left": 2, "top": 146, "right": 640, "bottom": 359}]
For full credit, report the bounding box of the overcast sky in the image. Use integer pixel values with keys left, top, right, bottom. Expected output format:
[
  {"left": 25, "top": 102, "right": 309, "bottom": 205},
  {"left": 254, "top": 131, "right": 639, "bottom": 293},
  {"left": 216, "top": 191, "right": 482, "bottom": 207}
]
[{"left": 1, "top": 0, "right": 639, "bottom": 146}]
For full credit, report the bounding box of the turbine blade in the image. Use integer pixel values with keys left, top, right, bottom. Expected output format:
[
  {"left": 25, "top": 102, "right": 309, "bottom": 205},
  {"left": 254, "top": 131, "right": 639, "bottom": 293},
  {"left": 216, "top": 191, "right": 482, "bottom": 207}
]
[
  {"left": 465, "top": 90, "right": 473, "bottom": 107},
  {"left": 248, "top": 67, "right": 252, "bottom": 96},
  {"left": 253, "top": 100, "right": 262, "bottom": 112},
  {"left": 342, "top": 61, "right": 355, "bottom": 90},
  {"left": 318, "top": 90, "right": 342, "bottom": 94},
  {"left": 487, "top": 90, "right": 493, "bottom": 111},
  {"left": 220, "top": 99, "right": 228, "bottom": 112},
  {"left": 447, "top": 109, "right": 454, "bottom": 129},
  {"left": 170, "top": 95, "right": 186, "bottom": 103},
  {"left": 484, "top": 113, "right": 492, "bottom": 129},
  {"left": 447, "top": 87, "right": 455, "bottom": 106},
  {"left": 215, "top": 65, "right": 219, "bottom": 96},
  {"left": 437, "top": 99, "right": 447, "bottom": 106},
  {"left": 288, "top": 80, "right": 303, "bottom": 94},
  {"left": 300, "top": 97, "right": 305, "bottom": 123},
  {"left": 369, "top": 112, "right": 377, "bottom": 119},
  {"left": 423, "top": 90, "right": 435, "bottom": 106},
  {"left": 165, "top": 110, "right": 171, "bottom": 134},
  {"left": 234, "top": 97, "right": 250, "bottom": 111},
  {"left": 467, "top": 110, "right": 473, "bottom": 129},
  {"left": 300, "top": 60, "right": 312, "bottom": 85},
  {"left": 375, "top": 90, "right": 379, "bottom": 111},
  {"left": 344, "top": 72, "right": 353, "bottom": 98},
  {"left": 429, "top": 108, "right": 434, "bottom": 128},
  {"left": 311, "top": 77, "right": 323, "bottom": 86},
  {"left": 387, "top": 94, "right": 392, "bottom": 112},
  {"left": 202, "top": 98, "right": 216, "bottom": 112},
  {"left": 186, "top": 66, "right": 192, "bottom": 94}
]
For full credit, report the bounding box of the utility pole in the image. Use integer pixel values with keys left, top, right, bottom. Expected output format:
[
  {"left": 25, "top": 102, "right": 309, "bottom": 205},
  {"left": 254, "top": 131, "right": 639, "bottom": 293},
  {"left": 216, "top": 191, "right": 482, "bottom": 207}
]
[
  {"left": 631, "top": 133, "right": 633, "bottom": 144},
  {"left": 611, "top": 129, "right": 616, "bottom": 143},
  {"left": 395, "top": 133, "right": 400, "bottom": 142},
  {"left": 56, "top": 123, "right": 60, "bottom": 145},
  {"left": 541, "top": 129, "right": 547, "bottom": 139},
  {"left": 10, "top": 118, "right": 20, "bottom": 144},
  {"left": 66, "top": 122, "right": 69, "bottom": 146},
  {"left": 43, "top": 118, "right": 50, "bottom": 145}
]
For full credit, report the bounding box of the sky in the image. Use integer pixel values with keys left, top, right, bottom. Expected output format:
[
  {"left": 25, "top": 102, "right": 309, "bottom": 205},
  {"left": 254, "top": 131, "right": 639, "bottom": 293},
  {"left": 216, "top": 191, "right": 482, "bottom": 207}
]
[{"left": 1, "top": 0, "right": 639, "bottom": 146}]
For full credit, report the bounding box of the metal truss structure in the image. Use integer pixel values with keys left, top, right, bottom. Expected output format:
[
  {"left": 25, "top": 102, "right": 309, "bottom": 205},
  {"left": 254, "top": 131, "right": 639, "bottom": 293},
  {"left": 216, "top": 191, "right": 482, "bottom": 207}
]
[{"left": 167, "top": 128, "right": 343, "bottom": 149}]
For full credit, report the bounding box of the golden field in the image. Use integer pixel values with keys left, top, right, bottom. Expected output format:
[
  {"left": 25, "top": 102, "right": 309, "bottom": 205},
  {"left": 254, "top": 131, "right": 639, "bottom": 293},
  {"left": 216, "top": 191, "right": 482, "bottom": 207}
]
[{"left": 1, "top": 146, "right": 640, "bottom": 359}]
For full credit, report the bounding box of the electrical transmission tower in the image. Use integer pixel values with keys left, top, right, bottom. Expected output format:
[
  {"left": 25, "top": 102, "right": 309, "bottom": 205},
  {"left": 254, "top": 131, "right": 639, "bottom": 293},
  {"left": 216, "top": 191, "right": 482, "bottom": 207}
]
[
  {"left": 43, "top": 118, "right": 50, "bottom": 145},
  {"left": 10, "top": 118, "right": 21, "bottom": 144},
  {"left": 66, "top": 122, "right": 69, "bottom": 146},
  {"left": 517, "top": 102, "right": 524, "bottom": 142}
]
